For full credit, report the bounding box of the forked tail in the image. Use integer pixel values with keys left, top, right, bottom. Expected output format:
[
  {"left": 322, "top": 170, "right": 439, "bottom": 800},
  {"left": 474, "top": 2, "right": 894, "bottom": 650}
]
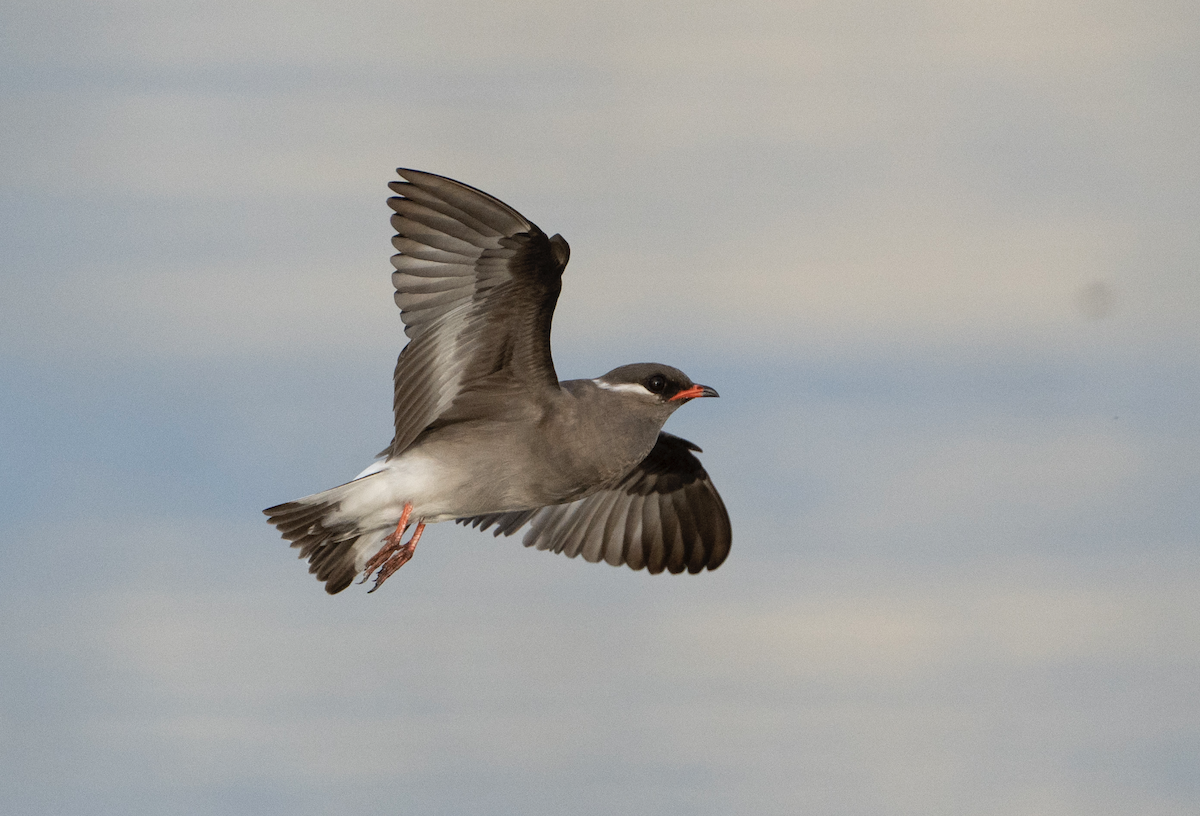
[{"left": 263, "top": 479, "right": 388, "bottom": 594}]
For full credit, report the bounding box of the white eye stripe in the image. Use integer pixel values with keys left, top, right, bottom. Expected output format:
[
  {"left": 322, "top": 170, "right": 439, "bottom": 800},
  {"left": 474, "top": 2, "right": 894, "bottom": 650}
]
[{"left": 591, "top": 379, "right": 652, "bottom": 395}]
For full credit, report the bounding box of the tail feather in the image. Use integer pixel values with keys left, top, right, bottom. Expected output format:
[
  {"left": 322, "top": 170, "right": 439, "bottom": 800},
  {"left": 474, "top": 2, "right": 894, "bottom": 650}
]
[
  {"left": 308, "top": 538, "right": 362, "bottom": 593},
  {"left": 263, "top": 480, "right": 388, "bottom": 594},
  {"left": 273, "top": 505, "right": 329, "bottom": 537}
]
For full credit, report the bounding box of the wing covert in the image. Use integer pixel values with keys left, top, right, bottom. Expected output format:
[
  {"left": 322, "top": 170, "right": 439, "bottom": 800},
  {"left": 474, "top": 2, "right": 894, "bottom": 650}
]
[
  {"left": 459, "top": 432, "right": 732, "bottom": 574},
  {"left": 385, "top": 169, "right": 569, "bottom": 457}
]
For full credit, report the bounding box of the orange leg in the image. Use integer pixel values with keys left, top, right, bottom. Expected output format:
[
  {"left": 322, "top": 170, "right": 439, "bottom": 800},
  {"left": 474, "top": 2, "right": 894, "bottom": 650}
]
[
  {"left": 362, "top": 502, "right": 413, "bottom": 579},
  {"left": 364, "top": 523, "right": 427, "bottom": 592},
  {"left": 368, "top": 521, "right": 425, "bottom": 592},
  {"left": 362, "top": 502, "right": 426, "bottom": 593}
]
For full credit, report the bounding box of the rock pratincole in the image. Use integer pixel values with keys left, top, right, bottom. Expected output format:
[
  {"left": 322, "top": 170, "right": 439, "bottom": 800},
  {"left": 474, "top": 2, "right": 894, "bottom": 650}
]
[{"left": 264, "top": 169, "right": 731, "bottom": 593}]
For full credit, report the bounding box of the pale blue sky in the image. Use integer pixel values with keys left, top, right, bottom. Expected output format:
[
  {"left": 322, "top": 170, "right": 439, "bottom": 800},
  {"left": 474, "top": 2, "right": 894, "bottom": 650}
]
[{"left": 2, "top": 2, "right": 1198, "bottom": 814}]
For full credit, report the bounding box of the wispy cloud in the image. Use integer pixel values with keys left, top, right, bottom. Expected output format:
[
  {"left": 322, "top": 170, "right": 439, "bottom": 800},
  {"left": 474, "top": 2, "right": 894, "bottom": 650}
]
[{"left": 3, "top": 1, "right": 1198, "bottom": 813}]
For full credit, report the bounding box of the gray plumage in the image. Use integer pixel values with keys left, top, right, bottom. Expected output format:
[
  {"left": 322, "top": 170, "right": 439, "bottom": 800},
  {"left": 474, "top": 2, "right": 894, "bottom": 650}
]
[
  {"left": 264, "top": 169, "right": 731, "bottom": 593},
  {"left": 460, "top": 431, "right": 731, "bottom": 574},
  {"left": 384, "top": 170, "right": 567, "bottom": 457}
]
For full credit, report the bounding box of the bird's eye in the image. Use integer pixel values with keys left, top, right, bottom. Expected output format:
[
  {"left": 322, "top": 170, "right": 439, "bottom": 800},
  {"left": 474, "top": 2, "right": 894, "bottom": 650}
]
[{"left": 646, "top": 374, "right": 667, "bottom": 394}]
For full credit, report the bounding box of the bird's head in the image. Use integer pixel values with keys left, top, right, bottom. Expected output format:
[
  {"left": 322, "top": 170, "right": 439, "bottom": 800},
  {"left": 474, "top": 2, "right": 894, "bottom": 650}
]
[{"left": 593, "top": 363, "right": 719, "bottom": 416}]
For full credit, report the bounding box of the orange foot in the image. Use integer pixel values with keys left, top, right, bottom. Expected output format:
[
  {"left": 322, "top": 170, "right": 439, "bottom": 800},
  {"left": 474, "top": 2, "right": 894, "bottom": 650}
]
[
  {"left": 361, "top": 502, "right": 426, "bottom": 593},
  {"left": 368, "top": 521, "right": 425, "bottom": 592}
]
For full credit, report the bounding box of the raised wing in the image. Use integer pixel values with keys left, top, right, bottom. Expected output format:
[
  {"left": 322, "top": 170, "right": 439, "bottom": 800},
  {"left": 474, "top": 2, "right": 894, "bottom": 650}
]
[
  {"left": 460, "top": 432, "right": 732, "bottom": 574},
  {"left": 385, "top": 169, "right": 570, "bottom": 457}
]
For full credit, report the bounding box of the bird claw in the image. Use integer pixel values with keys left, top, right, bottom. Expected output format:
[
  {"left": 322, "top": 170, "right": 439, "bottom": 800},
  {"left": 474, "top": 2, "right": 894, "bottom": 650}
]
[
  {"left": 361, "top": 532, "right": 404, "bottom": 579},
  {"left": 360, "top": 509, "right": 426, "bottom": 593},
  {"left": 366, "top": 543, "right": 415, "bottom": 592},
  {"left": 359, "top": 502, "right": 414, "bottom": 586}
]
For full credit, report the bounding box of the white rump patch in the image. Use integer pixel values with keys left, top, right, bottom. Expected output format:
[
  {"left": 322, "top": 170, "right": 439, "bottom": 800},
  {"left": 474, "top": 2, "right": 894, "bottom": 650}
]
[{"left": 354, "top": 460, "right": 389, "bottom": 480}]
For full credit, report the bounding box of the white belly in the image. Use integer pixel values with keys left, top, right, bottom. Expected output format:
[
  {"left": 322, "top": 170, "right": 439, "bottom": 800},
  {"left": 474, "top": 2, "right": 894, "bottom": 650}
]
[{"left": 329, "top": 450, "right": 481, "bottom": 531}]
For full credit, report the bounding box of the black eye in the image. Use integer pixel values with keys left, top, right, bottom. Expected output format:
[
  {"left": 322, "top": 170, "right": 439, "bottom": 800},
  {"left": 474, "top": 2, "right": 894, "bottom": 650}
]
[{"left": 645, "top": 374, "right": 667, "bottom": 394}]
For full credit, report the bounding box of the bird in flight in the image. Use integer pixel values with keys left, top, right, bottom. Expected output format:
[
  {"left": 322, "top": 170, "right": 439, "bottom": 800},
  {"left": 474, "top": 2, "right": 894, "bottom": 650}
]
[{"left": 264, "top": 169, "right": 731, "bottom": 593}]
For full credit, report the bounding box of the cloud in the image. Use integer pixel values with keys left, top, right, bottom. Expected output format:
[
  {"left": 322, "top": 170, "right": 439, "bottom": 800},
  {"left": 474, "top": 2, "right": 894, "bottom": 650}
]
[
  {"left": 1, "top": 260, "right": 396, "bottom": 362},
  {"left": 3, "top": 2, "right": 1199, "bottom": 814},
  {"left": 4, "top": 0, "right": 1197, "bottom": 364},
  {"left": 8, "top": 519, "right": 1196, "bottom": 814}
]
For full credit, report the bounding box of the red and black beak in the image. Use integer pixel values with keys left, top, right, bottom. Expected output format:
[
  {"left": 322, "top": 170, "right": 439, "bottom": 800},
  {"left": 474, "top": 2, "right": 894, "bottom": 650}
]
[{"left": 669, "top": 384, "right": 720, "bottom": 402}]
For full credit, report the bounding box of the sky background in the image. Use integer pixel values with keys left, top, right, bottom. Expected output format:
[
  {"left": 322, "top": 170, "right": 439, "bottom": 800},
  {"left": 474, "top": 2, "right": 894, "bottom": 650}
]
[{"left": 2, "top": 1, "right": 1199, "bottom": 814}]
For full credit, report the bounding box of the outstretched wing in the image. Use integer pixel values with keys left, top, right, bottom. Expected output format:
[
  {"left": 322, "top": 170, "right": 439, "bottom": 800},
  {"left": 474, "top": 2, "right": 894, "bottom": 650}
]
[
  {"left": 460, "top": 432, "right": 732, "bottom": 574},
  {"left": 385, "top": 169, "right": 570, "bottom": 457}
]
